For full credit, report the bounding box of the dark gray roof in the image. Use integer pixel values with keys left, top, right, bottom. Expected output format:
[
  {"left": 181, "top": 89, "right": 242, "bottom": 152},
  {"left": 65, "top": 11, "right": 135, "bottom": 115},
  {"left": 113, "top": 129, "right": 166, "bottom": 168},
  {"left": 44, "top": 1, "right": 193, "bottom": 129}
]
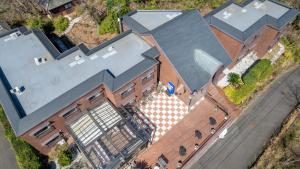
[
  {"left": 0, "top": 21, "right": 10, "bottom": 34},
  {"left": 204, "top": 0, "right": 299, "bottom": 42},
  {"left": 0, "top": 28, "right": 159, "bottom": 136},
  {"left": 150, "top": 10, "right": 232, "bottom": 92},
  {"left": 38, "top": 0, "right": 72, "bottom": 11}
]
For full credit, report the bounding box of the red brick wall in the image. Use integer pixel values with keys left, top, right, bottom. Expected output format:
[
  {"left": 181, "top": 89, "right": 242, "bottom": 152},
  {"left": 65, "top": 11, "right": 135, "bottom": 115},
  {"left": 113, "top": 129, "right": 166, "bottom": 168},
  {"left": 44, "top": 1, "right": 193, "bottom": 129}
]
[
  {"left": 251, "top": 26, "right": 279, "bottom": 57},
  {"left": 210, "top": 25, "right": 280, "bottom": 61},
  {"left": 210, "top": 26, "right": 244, "bottom": 62}
]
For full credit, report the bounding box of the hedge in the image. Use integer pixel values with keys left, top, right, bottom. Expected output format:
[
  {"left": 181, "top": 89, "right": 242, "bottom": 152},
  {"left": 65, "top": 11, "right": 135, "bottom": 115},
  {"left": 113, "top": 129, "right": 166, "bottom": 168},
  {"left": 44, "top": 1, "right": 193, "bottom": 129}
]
[
  {"left": 224, "top": 59, "right": 273, "bottom": 104},
  {"left": 0, "top": 107, "right": 41, "bottom": 169},
  {"left": 243, "top": 59, "right": 273, "bottom": 84}
]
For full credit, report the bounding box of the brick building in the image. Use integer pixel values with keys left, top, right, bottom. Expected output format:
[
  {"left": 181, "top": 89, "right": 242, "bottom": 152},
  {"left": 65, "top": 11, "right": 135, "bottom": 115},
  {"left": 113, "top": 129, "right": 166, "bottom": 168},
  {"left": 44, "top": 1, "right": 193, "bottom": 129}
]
[{"left": 0, "top": 0, "right": 298, "bottom": 168}]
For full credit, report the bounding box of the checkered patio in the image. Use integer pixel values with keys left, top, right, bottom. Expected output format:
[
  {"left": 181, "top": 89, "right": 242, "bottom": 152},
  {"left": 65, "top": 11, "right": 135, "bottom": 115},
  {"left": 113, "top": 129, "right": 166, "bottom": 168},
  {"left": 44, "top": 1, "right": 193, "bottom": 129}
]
[{"left": 138, "top": 92, "right": 190, "bottom": 142}]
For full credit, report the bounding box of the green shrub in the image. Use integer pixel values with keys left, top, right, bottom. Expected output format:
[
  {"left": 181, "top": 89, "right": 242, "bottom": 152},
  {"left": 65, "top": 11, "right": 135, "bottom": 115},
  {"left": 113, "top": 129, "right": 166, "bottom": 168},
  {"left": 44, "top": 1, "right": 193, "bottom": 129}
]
[
  {"left": 58, "top": 148, "right": 72, "bottom": 167},
  {"left": 53, "top": 16, "right": 69, "bottom": 33},
  {"left": 242, "top": 59, "right": 273, "bottom": 84},
  {"left": 227, "top": 72, "right": 242, "bottom": 88},
  {"left": 97, "top": 13, "right": 118, "bottom": 34},
  {"left": 26, "top": 15, "right": 46, "bottom": 30},
  {"left": 224, "top": 59, "right": 273, "bottom": 104},
  {"left": 0, "top": 108, "right": 41, "bottom": 169},
  {"left": 280, "top": 36, "right": 300, "bottom": 64},
  {"left": 224, "top": 83, "right": 256, "bottom": 104},
  {"left": 209, "top": 0, "right": 226, "bottom": 9}
]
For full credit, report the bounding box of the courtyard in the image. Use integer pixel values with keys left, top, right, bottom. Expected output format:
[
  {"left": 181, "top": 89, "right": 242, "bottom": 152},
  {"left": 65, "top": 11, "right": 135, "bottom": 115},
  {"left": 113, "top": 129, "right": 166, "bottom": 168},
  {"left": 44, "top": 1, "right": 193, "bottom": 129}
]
[{"left": 136, "top": 97, "right": 228, "bottom": 168}]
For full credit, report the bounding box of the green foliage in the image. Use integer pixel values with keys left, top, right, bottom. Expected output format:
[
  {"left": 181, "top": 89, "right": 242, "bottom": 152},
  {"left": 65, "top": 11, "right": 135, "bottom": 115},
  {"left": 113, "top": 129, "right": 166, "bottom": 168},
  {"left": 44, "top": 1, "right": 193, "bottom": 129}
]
[
  {"left": 281, "top": 130, "right": 296, "bottom": 148},
  {"left": 280, "top": 36, "right": 300, "bottom": 64},
  {"left": 143, "top": 0, "right": 159, "bottom": 9},
  {"left": 107, "top": 0, "right": 130, "bottom": 16},
  {"left": 97, "top": 0, "right": 131, "bottom": 35},
  {"left": 97, "top": 13, "right": 118, "bottom": 34},
  {"left": 228, "top": 72, "right": 242, "bottom": 88},
  {"left": 194, "top": 0, "right": 210, "bottom": 6},
  {"left": 243, "top": 59, "right": 273, "bottom": 84},
  {"left": 224, "top": 59, "right": 273, "bottom": 104},
  {"left": 209, "top": 0, "right": 226, "bottom": 9},
  {"left": 26, "top": 15, "right": 54, "bottom": 34},
  {"left": 224, "top": 83, "right": 256, "bottom": 105},
  {"left": 53, "top": 16, "right": 69, "bottom": 33},
  {"left": 26, "top": 15, "right": 46, "bottom": 30},
  {"left": 57, "top": 147, "right": 72, "bottom": 167},
  {"left": 0, "top": 108, "right": 41, "bottom": 169}
]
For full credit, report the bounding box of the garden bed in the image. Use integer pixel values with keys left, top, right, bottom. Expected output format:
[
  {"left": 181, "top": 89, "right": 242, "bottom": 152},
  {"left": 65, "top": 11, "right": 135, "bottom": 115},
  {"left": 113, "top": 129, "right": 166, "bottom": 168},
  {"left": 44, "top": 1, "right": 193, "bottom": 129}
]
[{"left": 224, "top": 59, "right": 273, "bottom": 105}]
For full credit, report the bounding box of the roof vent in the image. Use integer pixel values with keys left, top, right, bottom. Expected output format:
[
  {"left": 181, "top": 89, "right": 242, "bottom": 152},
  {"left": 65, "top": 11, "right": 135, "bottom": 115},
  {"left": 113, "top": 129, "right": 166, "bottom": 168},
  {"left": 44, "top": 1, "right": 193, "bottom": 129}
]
[
  {"left": 75, "top": 55, "right": 81, "bottom": 61},
  {"left": 0, "top": 25, "right": 3, "bottom": 30},
  {"left": 241, "top": 9, "right": 247, "bottom": 13},
  {"left": 4, "top": 32, "right": 21, "bottom": 42},
  {"left": 254, "top": 2, "right": 263, "bottom": 9},
  {"left": 10, "top": 32, "right": 21, "bottom": 39},
  {"left": 34, "top": 57, "right": 47, "bottom": 65},
  {"left": 102, "top": 46, "right": 117, "bottom": 59},
  {"left": 222, "top": 11, "right": 232, "bottom": 19},
  {"left": 108, "top": 46, "right": 114, "bottom": 52},
  {"left": 10, "top": 86, "right": 25, "bottom": 96}
]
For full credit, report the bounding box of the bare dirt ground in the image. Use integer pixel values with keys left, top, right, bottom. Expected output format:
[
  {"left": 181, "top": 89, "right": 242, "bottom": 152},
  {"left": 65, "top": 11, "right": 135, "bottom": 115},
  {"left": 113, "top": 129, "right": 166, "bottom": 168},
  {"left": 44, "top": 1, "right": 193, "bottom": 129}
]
[
  {"left": 65, "top": 14, "right": 117, "bottom": 49},
  {"left": 252, "top": 108, "right": 300, "bottom": 169}
]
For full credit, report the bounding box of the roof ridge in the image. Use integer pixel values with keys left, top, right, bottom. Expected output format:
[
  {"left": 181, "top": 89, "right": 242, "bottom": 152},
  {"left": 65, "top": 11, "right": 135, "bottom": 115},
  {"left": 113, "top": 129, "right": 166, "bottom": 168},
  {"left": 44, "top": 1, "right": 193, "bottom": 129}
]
[{"left": 150, "top": 9, "right": 197, "bottom": 34}]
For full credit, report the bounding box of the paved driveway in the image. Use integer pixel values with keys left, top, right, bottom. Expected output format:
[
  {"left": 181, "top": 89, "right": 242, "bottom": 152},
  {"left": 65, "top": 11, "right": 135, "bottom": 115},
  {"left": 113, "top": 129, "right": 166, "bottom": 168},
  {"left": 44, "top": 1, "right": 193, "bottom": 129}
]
[
  {"left": 184, "top": 67, "right": 300, "bottom": 169},
  {"left": 0, "top": 124, "right": 18, "bottom": 169}
]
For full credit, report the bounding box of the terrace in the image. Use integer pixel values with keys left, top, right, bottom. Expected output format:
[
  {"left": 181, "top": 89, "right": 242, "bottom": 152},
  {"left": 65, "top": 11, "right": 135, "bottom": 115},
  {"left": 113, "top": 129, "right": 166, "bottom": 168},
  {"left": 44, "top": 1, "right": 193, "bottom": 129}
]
[
  {"left": 136, "top": 97, "right": 229, "bottom": 168},
  {"left": 137, "top": 91, "right": 189, "bottom": 142},
  {"left": 68, "top": 101, "right": 150, "bottom": 169}
]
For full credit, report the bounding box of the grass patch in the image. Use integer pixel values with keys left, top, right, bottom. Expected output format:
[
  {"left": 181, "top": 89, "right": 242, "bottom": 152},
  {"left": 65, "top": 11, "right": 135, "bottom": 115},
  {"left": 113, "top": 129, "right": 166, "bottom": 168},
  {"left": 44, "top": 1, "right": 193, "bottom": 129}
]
[
  {"left": 224, "top": 59, "right": 273, "bottom": 104},
  {"left": 0, "top": 107, "right": 42, "bottom": 169}
]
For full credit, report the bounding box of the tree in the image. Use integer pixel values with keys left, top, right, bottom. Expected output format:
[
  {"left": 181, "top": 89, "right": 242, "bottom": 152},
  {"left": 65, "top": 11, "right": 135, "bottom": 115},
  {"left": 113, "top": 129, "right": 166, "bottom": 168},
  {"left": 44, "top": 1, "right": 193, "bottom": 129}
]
[
  {"left": 57, "top": 147, "right": 72, "bottom": 167},
  {"left": 26, "top": 15, "right": 45, "bottom": 29},
  {"left": 228, "top": 72, "right": 242, "bottom": 88},
  {"left": 53, "top": 16, "right": 69, "bottom": 33}
]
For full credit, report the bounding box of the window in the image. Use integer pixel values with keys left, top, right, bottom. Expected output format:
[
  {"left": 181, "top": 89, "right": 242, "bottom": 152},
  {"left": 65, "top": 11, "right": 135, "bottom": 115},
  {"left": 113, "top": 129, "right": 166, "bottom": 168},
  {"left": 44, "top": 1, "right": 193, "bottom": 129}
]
[
  {"left": 142, "top": 88, "right": 153, "bottom": 97},
  {"left": 45, "top": 135, "right": 62, "bottom": 148},
  {"left": 88, "top": 91, "right": 104, "bottom": 103},
  {"left": 64, "top": 3, "right": 72, "bottom": 9},
  {"left": 63, "top": 107, "right": 79, "bottom": 119},
  {"left": 33, "top": 124, "right": 55, "bottom": 138},
  {"left": 142, "top": 72, "right": 154, "bottom": 85},
  {"left": 121, "top": 85, "right": 135, "bottom": 99}
]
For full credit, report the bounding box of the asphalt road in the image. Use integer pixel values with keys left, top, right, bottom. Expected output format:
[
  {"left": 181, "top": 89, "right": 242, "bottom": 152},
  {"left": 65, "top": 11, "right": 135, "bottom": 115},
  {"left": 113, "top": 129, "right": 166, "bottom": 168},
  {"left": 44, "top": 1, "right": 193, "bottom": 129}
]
[
  {"left": 185, "top": 67, "right": 300, "bottom": 169},
  {"left": 0, "top": 124, "right": 18, "bottom": 169}
]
